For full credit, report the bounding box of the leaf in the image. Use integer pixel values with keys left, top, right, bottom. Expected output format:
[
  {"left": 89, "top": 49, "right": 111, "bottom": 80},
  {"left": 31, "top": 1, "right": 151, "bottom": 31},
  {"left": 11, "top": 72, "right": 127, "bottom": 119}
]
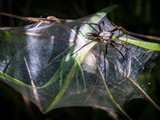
[{"left": 113, "top": 34, "right": 160, "bottom": 51}]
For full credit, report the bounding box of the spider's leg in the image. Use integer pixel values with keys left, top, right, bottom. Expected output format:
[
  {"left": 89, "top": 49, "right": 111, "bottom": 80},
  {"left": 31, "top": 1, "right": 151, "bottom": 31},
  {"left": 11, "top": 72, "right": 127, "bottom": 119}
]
[
  {"left": 104, "top": 43, "right": 108, "bottom": 59},
  {"left": 99, "top": 20, "right": 118, "bottom": 33},
  {"left": 117, "top": 27, "right": 129, "bottom": 40},
  {"left": 111, "top": 40, "right": 128, "bottom": 50},
  {"left": 110, "top": 22, "right": 123, "bottom": 36},
  {"left": 99, "top": 20, "right": 105, "bottom": 32},
  {"left": 71, "top": 40, "right": 96, "bottom": 55},
  {"left": 84, "top": 20, "right": 105, "bottom": 34},
  {"left": 109, "top": 42, "right": 125, "bottom": 58},
  {"left": 88, "top": 20, "right": 104, "bottom": 34},
  {"left": 96, "top": 23, "right": 102, "bottom": 34},
  {"left": 81, "top": 22, "right": 101, "bottom": 34},
  {"left": 108, "top": 27, "right": 118, "bottom": 33}
]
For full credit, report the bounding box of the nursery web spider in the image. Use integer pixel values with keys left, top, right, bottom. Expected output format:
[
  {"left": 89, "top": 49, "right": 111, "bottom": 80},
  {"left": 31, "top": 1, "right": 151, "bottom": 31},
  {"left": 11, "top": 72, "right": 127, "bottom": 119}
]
[{"left": 83, "top": 20, "right": 128, "bottom": 58}]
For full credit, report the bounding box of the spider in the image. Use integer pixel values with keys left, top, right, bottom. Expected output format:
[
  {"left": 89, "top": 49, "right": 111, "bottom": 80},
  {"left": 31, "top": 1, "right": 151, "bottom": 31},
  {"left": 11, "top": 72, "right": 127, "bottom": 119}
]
[{"left": 84, "top": 20, "right": 128, "bottom": 58}]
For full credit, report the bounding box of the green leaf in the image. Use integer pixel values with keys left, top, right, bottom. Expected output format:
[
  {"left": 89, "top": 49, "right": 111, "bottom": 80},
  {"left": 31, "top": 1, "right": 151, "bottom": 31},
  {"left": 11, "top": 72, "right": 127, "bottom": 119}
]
[{"left": 113, "top": 36, "right": 160, "bottom": 51}]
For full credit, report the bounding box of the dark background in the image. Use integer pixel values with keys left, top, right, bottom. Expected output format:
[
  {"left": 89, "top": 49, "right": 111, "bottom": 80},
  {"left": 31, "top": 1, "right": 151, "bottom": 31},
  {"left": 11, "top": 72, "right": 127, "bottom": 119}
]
[{"left": 0, "top": 0, "right": 160, "bottom": 120}]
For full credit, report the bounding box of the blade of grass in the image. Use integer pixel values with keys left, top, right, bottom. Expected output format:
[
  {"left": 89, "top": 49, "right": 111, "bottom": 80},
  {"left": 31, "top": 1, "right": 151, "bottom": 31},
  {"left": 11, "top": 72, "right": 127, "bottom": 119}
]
[{"left": 113, "top": 36, "right": 160, "bottom": 51}]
